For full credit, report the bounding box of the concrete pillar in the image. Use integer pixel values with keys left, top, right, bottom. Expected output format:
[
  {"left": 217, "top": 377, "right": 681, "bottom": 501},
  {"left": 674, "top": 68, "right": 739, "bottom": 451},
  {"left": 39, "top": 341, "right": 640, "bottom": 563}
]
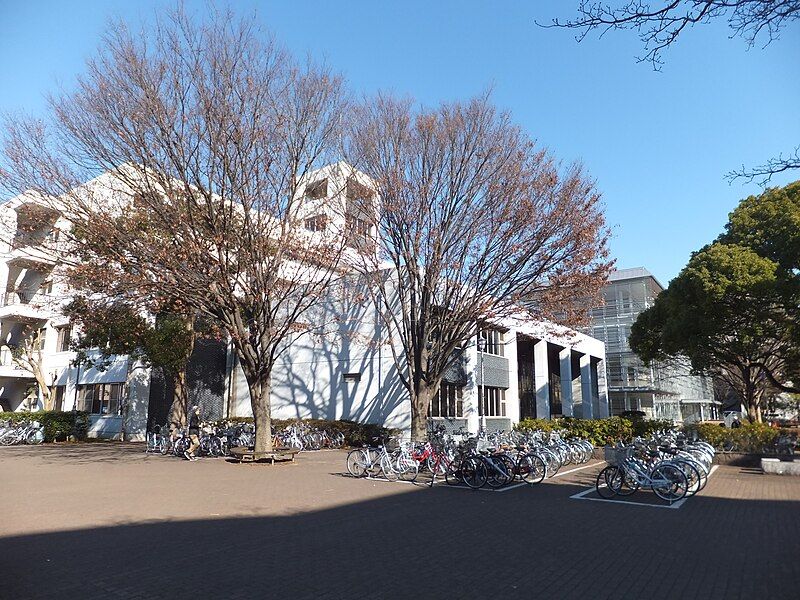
[
  {"left": 466, "top": 337, "right": 480, "bottom": 433},
  {"left": 534, "top": 340, "right": 549, "bottom": 419},
  {"left": 505, "top": 334, "right": 521, "bottom": 426},
  {"left": 596, "top": 358, "right": 609, "bottom": 418},
  {"left": 559, "top": 348, "right": 573, "bottom": 417},
  {"left": 580, "top": 354, "right": 593, "bottom": 419}
]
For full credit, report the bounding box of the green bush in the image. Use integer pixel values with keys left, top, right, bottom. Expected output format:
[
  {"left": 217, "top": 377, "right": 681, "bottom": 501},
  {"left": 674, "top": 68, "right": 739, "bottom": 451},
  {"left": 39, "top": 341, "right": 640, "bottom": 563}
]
[
  {"left": 631, "top": 418, "right": 675, "bottom": 438},
  {"left": 688, "top": 421, "right": 783, "bottom": 453},
  {"left": 0, "top": 411, "right": 89, "bottom": 442},
  {"left": 515, "top": 416, "right": 634, "bottom": 446},
  {"left": 210, "top": 417, "right": 397, "bottom": 447}
]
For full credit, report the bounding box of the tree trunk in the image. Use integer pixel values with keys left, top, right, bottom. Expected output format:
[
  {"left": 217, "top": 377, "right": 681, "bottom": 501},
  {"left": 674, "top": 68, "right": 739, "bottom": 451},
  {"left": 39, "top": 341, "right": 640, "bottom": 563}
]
[
  {"left": 410, "top": 380, "right": 435, "bottom": 441},
  {"left": 249, "top": 377, "right": 273, "bottom": 453},
  {"left": 167, "top": 314, "right": 195, "bottom": 427},
  {"left": 168, "top": 368, "right": 189, "bottom": 426},
  {"left": 30, "top": 364, "right": 51, "bottom": 410}
]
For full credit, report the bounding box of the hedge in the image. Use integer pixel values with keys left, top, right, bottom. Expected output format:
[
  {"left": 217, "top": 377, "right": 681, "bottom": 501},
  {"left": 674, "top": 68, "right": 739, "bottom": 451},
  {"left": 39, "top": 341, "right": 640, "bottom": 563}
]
[
  {"left": 0, "top": 411, "right": 89, "bottom": 442},
  {"left": 210, "top": 417, "right": 398, "bottom": 447},
  {"left": 513, "top": 415, "right": 792, "bottom": 453},
  {"left": 515, "top": 417, "right": 635, "bottom": 446},
  {"left": 686, "top": 421, "right": 788, "bottom": 453}
]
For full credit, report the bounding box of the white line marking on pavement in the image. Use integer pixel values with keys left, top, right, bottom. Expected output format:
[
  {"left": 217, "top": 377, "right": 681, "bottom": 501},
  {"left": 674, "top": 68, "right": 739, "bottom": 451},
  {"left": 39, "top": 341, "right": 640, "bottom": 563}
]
[
  {"left": 490, "top": 482, "right": 528, "bottom": 492},
  {"left": 554, "top": 461, "right": 606, "bottom": 477},
  {"left": 569, "top": 464, "right": 718, "bottom": 509}
]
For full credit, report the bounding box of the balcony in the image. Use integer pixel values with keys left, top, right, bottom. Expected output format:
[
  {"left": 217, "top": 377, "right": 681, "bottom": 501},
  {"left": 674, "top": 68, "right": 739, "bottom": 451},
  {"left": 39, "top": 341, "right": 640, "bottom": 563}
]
[
  {"left": 6, "top": 252, "right": 57, "bottom": 271},
  {"left": 0, "top": 292, "right": 54, "bottom": 322},
  {"left": 0, "top": 346, "right": 35, "bottom": 379}
]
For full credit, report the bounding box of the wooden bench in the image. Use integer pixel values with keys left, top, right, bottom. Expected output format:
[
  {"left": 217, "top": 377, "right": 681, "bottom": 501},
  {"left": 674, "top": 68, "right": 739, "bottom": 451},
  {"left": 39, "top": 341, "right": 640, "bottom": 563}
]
[{"left": 228, "top": 447, "right": 300, "bottom": 464}]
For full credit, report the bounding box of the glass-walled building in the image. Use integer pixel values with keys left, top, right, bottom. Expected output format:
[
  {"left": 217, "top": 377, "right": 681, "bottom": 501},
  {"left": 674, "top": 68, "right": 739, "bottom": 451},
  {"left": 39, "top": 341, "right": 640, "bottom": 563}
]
[{"left": 587, "top": 267, "right": 718, "bottom": 423}]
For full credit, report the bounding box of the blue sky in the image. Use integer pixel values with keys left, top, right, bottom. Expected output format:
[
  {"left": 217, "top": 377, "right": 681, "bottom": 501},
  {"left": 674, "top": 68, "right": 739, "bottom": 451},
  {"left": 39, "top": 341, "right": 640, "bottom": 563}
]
[{"left": 1, "top": 0, "right": 798, "bottom": 284}]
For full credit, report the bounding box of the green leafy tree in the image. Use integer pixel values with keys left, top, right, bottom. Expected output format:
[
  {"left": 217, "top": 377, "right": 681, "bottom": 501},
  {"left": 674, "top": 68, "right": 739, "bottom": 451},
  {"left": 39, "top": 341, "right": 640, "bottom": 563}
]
[
  {"left": 631, "top": 182, "right": 800, "bottom": 422},
  {"left": 721, "top": 181, "right": 800, "bottom": 390},
  {"left": 65, "top": 298, "right": 196, "bottom": 426}
]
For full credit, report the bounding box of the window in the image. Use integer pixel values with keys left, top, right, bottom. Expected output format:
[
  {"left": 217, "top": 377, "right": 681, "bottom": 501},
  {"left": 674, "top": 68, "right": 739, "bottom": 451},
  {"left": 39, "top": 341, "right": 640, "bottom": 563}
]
[
  {"left": 346, "top": 178, "right": 374, "bottom": 202},
  {"left": 56, "top": 325, "right": 71, "bottom": 352},
  {"left": 51, "top": 385, "right": 66, "bottom": 411},
  {"left": 478, "top": 328, "right": 504, "bottom": 356},
  {"left": 77, "top": 383, "right": 123, "bottom": 415},
  {"left": 429, "top": 383, "right": 463, "bottom": 418},
  {"left": 343, "top": 372, "right": 361, "bottom": 382},
  {"left": 345, "top": 216, "right": 372, "bottom": 250},
  {"left": 305, "top": 179, "right": 328, "bottom": 199},
  {"left": 478, "top": 386, "right": 506, "bottom": 417},
  {"left": 304, "top": 215, "right": 328, "bottom": 232}
]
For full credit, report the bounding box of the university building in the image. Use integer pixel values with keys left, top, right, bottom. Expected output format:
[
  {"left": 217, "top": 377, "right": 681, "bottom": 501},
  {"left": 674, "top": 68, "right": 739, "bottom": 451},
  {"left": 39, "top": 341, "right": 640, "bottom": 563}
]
[
  {"left": 587, "top": 267, "right": 718, "bottom": 423},
  {"left": 0, "top": 167, "right": 610, "bottom": 439}
]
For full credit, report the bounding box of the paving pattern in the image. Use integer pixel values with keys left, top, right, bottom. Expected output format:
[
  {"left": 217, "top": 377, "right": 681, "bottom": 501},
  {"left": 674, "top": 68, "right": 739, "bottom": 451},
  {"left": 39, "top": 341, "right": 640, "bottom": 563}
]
[{"left": 1, "top": 443, "right": 799, "bottom": 599}]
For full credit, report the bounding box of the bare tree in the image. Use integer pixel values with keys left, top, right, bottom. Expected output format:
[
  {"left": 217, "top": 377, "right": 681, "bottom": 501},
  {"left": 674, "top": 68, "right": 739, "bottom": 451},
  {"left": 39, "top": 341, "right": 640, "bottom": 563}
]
[
  {"left": 349, "top": 94, "right": 612, "bottom": 439},
  {"left": 0, "top": 8, "right": 351, "bottom": 453},
  {"left": 2, "top": 325, "right": 51, "bottom": 410}
]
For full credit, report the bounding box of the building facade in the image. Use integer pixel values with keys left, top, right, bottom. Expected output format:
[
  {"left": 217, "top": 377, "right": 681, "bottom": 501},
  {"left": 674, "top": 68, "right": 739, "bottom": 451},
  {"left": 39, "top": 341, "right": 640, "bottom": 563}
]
[
  {"left": 0, "top": 168, "right": 610, "bottom": 438},
  {"left": 587, "top": 267, "right": 718, "bottom": 423},
  {"left": 0, "top": 192, "right": 151, "bottom": 438}
]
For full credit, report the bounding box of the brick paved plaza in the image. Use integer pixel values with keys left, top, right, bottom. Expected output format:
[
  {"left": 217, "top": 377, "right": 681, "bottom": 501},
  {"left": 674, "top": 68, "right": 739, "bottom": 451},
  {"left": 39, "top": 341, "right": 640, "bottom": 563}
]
[{"left": 1, "top": 443, "right": 799, "bottom": 600}]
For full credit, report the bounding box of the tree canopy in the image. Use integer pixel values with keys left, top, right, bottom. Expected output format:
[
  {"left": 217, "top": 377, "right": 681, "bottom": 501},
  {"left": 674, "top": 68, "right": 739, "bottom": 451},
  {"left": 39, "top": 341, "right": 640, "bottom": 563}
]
[{"left": 630, "top": 181, "right": 800, "bottom": 421}]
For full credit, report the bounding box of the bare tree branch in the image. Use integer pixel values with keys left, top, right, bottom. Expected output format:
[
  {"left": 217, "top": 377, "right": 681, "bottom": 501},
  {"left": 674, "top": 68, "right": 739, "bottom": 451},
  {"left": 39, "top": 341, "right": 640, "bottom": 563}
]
[
  {"left": 727, "top": 146, "right": 800, "bottom": 185},
  {"left": 542, "top": 1, "right": 800, "bottom": 68}
]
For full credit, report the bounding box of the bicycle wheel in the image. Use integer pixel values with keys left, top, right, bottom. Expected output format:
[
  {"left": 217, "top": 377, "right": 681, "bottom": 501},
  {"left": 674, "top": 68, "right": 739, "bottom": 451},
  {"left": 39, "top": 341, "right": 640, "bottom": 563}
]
[
  {"left": 519, "top": 453, "right": 546, "bottom": 485},
  {"left": 461, "top": 456, "right": 487, "bottom": 489},
  {"left": 346, "top": 449, "right": 368, "bottom": 477},
  {"left": 484, "top": 457, "right": 508, "bottom": 489},
  {"left": 365, "top": 448, "right": 383, "bottom": 477},
  {"left": 426, "top": 454, "right": 448, "bottom": 476},
  {"left": 596, "top": 466, "right": 625, "bottom": 499},
  {"left": 26, "top": 430, "right": 44, "bottom": 445},
  {"left": 674, "top": 460, "right": 701, "bottom": 496},
  {"left": 495, "top": 454, "right": 516, "bottom": 485},
  {"left": 651, "top": 464, "right": 688, "bottom": 503},
  {"left": 539, "top": 449, "right": 560, "bottom": 477},
  {"left": 381, "top": 454, "right": 399, "bottom": 482},
  {"left": 397, "top": 455, "right": 419, "bottom": 483},
  {"left": 445, "top": 461, "right": 462, "bottom": 486}
]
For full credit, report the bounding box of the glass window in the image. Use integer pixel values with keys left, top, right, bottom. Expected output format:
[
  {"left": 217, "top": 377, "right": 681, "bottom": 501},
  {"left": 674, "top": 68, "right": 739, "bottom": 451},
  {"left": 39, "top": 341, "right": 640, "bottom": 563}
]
[
  {"left": 77, "top": 383, "right": 123, "bottom": 415},
  {"left": 305, "top": 178, "right": 328, "bottom": 199},
  {"left": 56, "top": 325, "right": 71, "bottom": 352},
  {"left": 304, "top": 215, "right": 327, "bottom": 232},
  {"left": 345, "top": 216, "right": 372, "bottom": 250},
  {"left": 429, "top": 383, "right": 464, "bottom": 418},
  {"left": 478, "top": 386, "right": 506, "bottom": 417},
  {"left": 478, "top": 329, "right": 504, "bottom": 356}
]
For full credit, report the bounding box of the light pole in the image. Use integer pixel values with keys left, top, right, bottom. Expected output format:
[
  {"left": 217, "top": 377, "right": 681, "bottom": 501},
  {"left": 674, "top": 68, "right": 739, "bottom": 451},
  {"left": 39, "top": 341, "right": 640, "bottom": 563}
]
[{"left": 477, "top": 335, "right": 486, "bottom": 433}]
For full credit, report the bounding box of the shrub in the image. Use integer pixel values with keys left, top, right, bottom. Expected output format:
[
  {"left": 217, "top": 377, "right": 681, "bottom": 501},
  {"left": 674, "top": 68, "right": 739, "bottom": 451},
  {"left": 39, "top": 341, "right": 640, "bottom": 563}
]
[
  {"left": 0, "top": 410, "right": 89, "bottom": 442},
  {"left": 688, "top": 421, "right": 783, "bottom": 453},
  {"left": 515, "top": 416, "right": 634, "bottom": 446},
  {"left": 631, "top": 418, "right": 675, "bottom": 438}
]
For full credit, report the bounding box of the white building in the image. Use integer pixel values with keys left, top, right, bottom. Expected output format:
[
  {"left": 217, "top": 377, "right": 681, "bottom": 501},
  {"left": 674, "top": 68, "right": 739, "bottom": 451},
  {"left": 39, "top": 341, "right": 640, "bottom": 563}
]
[{"left": 0, "top": 167, "right": 609, "bottom": 438}]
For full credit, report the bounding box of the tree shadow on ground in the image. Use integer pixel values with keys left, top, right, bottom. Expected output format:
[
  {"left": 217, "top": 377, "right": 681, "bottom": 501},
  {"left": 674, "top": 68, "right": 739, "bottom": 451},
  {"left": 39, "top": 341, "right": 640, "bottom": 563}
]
[
  {"left": 3, "top": 475, "right": 799, "bottom": 600},
  {"left": 0, "top": 442, "right": 152, "bottom": 464}
]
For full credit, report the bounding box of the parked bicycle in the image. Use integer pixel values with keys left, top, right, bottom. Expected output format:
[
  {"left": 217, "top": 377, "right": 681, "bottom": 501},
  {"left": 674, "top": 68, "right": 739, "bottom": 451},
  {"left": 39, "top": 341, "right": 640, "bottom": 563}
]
[{"left": 0, "top": 419, "right": 44, "bottom": 445}]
